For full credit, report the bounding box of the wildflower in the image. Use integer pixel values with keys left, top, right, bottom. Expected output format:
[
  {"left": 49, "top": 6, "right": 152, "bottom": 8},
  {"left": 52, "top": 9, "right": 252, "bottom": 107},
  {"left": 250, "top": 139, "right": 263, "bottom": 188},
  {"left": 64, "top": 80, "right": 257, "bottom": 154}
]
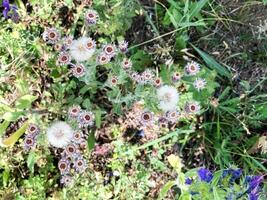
[
  {"left": 137, "top": 74, "right": 147, "bottom": 85},
  {"left": 97, "top": 52, "right": 111, "bottom": 65},
  {"left": 197, "top": 168, "right": 213, "bottom": 183},
  {"left": 158, "top": 117, "right": 169, "bottom": 129},
  {"left": 79, "top": 111, "right": 95, "bottom": 127},
  {"left": 57, "top": 52, "right": 71, "bottom": 66},
  {"left": 84, "top": 9, "right": 99, "bottom": 25},
  {"left": 142, "top": 69, "right": 154, "bottom": 82},
  {"left": 118, "top": 40, "right": 128, "bottom": 53},
  {"left": 130, "top": 72, "right": 140, "bottom": 82},
  {"left": 43, "top": 28, "right": 61, "bottom": 44},
  {"left": 185, "top": 101, "right": 201, "bottom": 114},
  {"left": 185, "top": 61, "right": 200, "bottom": 76},
  {"left": 71, "top": 63, "right": 86, "bottom": 78},
  {"left": 103, "top": 44, "right": 116, "bottom": 58},
  {"left": 249, "top": 191, "right": 259, "bottom": 200},
  {"left": 172, "top": 72, "right": 181, "bottom": 82},
  {"left": 58, "top": 158, "right": 70, "bottom": 174},
  {"left": 79, "top": 139, "right": 88, "bottom": 149},
  {"left": 247, "top": 176, "right": 263, "bottom": 192},
  {"left": 185, "top": 178, "right": 193, "bottom": 185},
  {"left": 121, "top": 58, "right": 132, "bottom": 71},
  {"left": 27, "top": 124, "right": 39, "bottom": 136},
  {"left": 68, "top": 105, "right": 81, "bottom": 118},
  {"left": 157, "top": 85, "right": 179, "bottom": 112},
  {"left": 153, "top": 78, "right": 162, "bottom": 88},
  {"left": 65, "top": 143, "right": 79, "bottom": 157},
  {"left": 24, "top": 134, "right": 36, "bottom": 151},
  {"left": 70, "top": 37, "right": 95, "bottom": 62},
  {"left": 73, "top": 156, "right": 87, "bottom": 173},
  {"left": 72, "top": 131, "right": 84, "bottom": 144},
  {"left": 54, "top": 43, "right": 64, "bottom": 52},
  {"left": 60, "top": 174, "right": 73, "bottom": 187},
  {"left": 109, "top": 76, "right": 118, "bottom": 86},
  {"left": 165, "top": 110, "right": 180, "bottom": 123},
  {"left": 140, "top": 111, "right": 154, "bottom": 125},
  {"left": 2, "top": 0, "right": 19, "bottom": 22},
  {"left": 46, "top": 121, "right": 73, "bottom": 148},
  {"left": 193, "top": 78, "right": 206, "bottom": 91},
  {"left": 62, "top": 36, "right": 73, "bottom": 49}
]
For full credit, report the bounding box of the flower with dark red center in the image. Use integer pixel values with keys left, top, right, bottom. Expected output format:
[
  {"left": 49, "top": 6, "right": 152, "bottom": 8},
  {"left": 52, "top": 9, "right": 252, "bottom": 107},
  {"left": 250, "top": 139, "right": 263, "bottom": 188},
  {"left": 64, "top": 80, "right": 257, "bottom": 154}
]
[
  {"left": 27, "top": 124, "right": 39, "bottom": 136},
  {"left": 85, "top": 38, "right": 96, "bottom": 50},
  {"left": 68, "top": 105, "right": 81, "bottom": 118},
  {"left": 97, "top": 52, "right": 110, "bottom": 65},
  {"left": 103, "top": 44, "right": 116, "bottom": 58},
  {"left": 24, "top": 134, "right": 36, "bottom": 151},
  {"left": 109, "top": 76, "right": 118, "bottom": 86},
  {"left": 58, "top": 159, "right": 70, "bottom": 174},
  {"left": 43, "top": 28, "right": 61, "bottom": 44},
  {"left": 73, "top": 156, "right": 87, "bottom": 173},
  {"left": 153, "top": 78, "right": 162, "bottom": 88},
  {"left": 193, "top": 78, "right": 207, "bottom": 91},
  {"left": 165, "top": 110, "right": 180, "bottom": 123},
  {"left": 71, "top": 63, "right": 86, "bottom": 78},
  {"left": 84, "top": 9, "right": 99, "bottom": 25},
  {"left": 185, "top": 101, "right": 201, "bottom": 114},
  {"left": 172, "top": 72, "right": 181, "bottom": 82},
  {"left": 121, "top": 58, "right": 132, "bottom": 71},
  {"left": 185, "top": 61, "right": 200, "bottom": 76},
  {"left": 60, "top": 174, "right": 73, "bottom": 186},
  {"left": 72, "top": 131, "right": 84, "bottom": 144},
  {"left": 57, "top": 52, "right": 71, "bottom": 66},
  {"left": 140, "top": 111, "right": 154, "bottom": 125},
  {"left": 79, "top": 111, "right": 95, "bottom": 127},
  {"left": 118, "top": 40, "right": 128, "bottom": 53}
]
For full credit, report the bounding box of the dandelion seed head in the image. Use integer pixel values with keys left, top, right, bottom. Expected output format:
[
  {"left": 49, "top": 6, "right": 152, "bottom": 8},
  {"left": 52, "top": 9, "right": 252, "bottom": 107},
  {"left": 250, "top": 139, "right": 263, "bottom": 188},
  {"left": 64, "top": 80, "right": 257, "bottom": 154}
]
[
  {"left": 70, "top": 37, "right": 95, "bottom": 62},
  {"left": 157, "top": 85, "right": 179, "bottom": 112},
  {"left": 47, "top": 121, "right": 73, "bottom": 148}
]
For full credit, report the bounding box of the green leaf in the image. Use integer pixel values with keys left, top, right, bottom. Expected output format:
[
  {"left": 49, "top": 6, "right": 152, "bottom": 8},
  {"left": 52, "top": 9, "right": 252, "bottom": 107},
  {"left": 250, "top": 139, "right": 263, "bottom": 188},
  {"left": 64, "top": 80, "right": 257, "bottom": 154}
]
[
  {"left": 2, "top": 168, "right": 10, "bottom": 187},
  {"left": 191, "top": 44, "right": 231, "bottom": 78},
  {"left": 87, "top": 132, "right": 95, "bottom": 151},
  {"left": 27, "top": 151, "right": 38, "bottom": 174},
  {"left": 0, "top": 120, "right": 10, "bottom": 136},
  {"left": 157, "top": 181, "right": 176, "bottom": 200},
  {"left": 189, "top": 0, "right": 209, "bottom": 20},
  {"left": 15, "top": 95, "right": 37, "bottom": 110},
  {"left": 2, "top": 111, "right": 24, "bottom": 121},
  {"left": 95, "top": 109, "right": 102, "bottom": 129}
]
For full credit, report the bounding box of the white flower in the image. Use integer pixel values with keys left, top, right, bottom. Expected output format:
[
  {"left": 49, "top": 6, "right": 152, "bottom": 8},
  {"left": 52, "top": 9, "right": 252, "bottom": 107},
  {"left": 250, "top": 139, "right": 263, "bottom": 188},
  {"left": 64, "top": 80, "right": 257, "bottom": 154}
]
[
  {"left": 193, "top": 78, "right": 206, "bottom": 91},
  {"left": 47, "top": 121, "right": 74, "bottom": 148},
  {"left": 157, "top": 85, "right": 179, "bottom": 112},
  {"left": 69, "top": 37, "right": 95, "bottom": 62}
]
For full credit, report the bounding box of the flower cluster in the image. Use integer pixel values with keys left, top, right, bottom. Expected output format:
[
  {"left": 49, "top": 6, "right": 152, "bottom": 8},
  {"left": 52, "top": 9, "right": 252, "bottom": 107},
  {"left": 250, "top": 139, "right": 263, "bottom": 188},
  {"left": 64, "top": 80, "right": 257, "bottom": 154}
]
[
  {"left": 2, "top": 0, "right": 20, "bottom": 23},
  {"left": 59, "top": 130, "right": 88, "bottom": 186},
  {"left": 24, "top": 123, "right": 40, "bottom": 151},
  {"left": 68, "top": 106, "right": 95, "bottom": 128},
  {"left": 184, "top": 167, "right": 265, "bottom": 200}
]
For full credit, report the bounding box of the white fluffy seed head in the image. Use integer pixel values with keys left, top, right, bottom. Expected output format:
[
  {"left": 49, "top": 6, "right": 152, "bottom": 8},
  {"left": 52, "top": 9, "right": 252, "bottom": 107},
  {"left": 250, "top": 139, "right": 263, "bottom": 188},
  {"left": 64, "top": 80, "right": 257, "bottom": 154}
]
[
  {"left": 157, "top": 85, "right": 179, "bottom": 112},
  {"left": 70, "top": 37, "right": 95, "bottom": 62},
  {"left": 47, "top": 121, "right": 74, "bottom": 148}
]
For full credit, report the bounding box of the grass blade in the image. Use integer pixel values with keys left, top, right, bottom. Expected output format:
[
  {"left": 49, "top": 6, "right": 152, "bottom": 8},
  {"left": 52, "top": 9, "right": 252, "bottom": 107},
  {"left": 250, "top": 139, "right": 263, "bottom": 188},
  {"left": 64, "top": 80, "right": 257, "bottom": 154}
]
[{"left": 191, "top": 44, "right": 231, "bottom": 78}]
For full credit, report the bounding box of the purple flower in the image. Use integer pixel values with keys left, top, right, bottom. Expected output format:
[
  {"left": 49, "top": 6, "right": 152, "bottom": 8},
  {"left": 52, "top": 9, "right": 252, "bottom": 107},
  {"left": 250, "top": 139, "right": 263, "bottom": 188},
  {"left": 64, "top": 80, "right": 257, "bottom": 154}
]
[
  {"left": 185, "top": 178, "right": 193, "bottom": 185},
  {"left": 197, "top": 168, "right": 213, "bottom": 183},
  {"left": 248, "top": 176, "right": 263, "bottom": 191},
  {"left": 2, "top": 0, "right": 10, "bottom": 19},
  {"left": 249, "top": 190, "right": 259, "bottom": 200},
  {"left": 2, "top": 0, "right": 19, "bottom": 22}
]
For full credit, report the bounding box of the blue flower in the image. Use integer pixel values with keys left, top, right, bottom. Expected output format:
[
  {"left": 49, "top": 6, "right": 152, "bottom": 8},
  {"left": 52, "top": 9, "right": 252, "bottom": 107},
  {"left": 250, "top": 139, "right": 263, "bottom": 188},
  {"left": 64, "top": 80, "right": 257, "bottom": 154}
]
[
  {"left": 185, "top": 178, "right": 193, "bottom": 185},
  {"left": 2, "top": 0, "right": 19, "bottom": 22},
  {"left": 197, "top": 168, "right": 213, "bottom": 183},
  {"left": 249, "top": 190, "right": 259, "bottom": 200},
  {"left": 248, "top": 176, "right": 263, "bottom": 191}
]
